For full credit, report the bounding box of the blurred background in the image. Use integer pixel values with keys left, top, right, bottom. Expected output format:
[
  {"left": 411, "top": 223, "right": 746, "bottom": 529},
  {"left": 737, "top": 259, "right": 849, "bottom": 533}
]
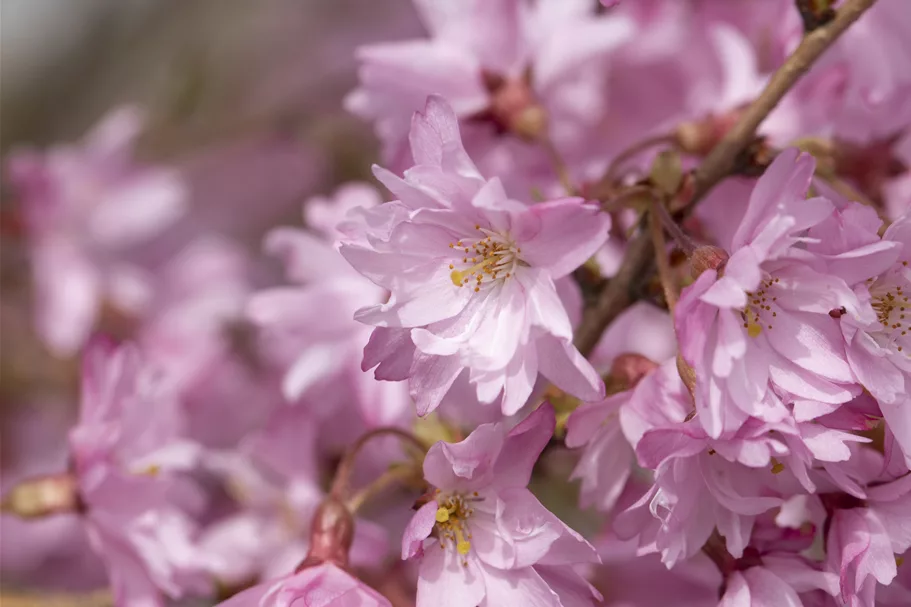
[{"left": 0, "top": 0, "right": 424, "bottom": 595}]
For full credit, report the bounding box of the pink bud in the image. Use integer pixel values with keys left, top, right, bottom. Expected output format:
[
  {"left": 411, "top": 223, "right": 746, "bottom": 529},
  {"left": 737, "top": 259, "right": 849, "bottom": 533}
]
[
  {"left": 296, "top": 497, "right": 355, "bottom": 571},
  {"left": 609, "top": 353, "right": 659, "bottom": 392}
]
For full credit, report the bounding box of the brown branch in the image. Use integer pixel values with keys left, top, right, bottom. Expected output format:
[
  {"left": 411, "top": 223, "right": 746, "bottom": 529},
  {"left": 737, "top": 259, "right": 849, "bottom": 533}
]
[
  {"left": 691, "top": 0, "right": 877, "bottom": 202},
  {"left": 573, "top": 0, "right": 877, "bottom": 356}
]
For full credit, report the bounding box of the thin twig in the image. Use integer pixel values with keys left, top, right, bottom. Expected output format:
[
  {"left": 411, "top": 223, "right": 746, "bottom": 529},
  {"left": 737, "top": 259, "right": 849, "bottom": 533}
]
[
  {"left": 542, "top": 137, "right": 576, "bottom": 196},
  {"left": 346, "top": 464, "right": 422, "bottom": 513},
  {"left": 574, "top": 0, "right": 877, "bottom": 356},
  {"left": 604, "top": 134, "right": 678, "bottom": 184},
  {"left": 329, "top": 427, "right": 427, "bottom": 501}
]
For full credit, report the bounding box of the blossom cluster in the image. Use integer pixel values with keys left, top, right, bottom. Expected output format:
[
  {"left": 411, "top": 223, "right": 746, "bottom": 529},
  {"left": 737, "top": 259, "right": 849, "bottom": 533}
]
[{"left": 1, "top": 1, "right": 909, "bottom": 607}]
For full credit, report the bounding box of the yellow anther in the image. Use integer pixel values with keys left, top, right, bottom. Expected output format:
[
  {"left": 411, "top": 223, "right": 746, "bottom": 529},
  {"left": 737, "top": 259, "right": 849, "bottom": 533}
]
[
  {"left": 436, "top": 506, "right": 451, "bottom": 523},
  {"left": 770, "top": 459, "right": 785, "bottom": 474}
]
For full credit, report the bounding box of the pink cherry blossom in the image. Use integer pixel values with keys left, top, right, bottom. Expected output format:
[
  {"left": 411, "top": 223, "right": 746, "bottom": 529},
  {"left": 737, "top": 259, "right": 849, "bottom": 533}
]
[
  {"left": 675, "top": 148, "right": 868, "bottom": 438},
  {"left": 565, "top": 302, "right": 676, "bottom": 513},
  {"left": 216, "top": 563, "right": 391, "bottom": 607},
  {"left": 815, "top": 208, "right": 911, "bottom": 467},
  {"left": 403, "top": 404, "right": 600, "bottom": 606},
  {"left": 68, "top": 338, "right": 209, "bottom": 605},
  {"left": 6, "top": 107, "right": 186, "bottom": 356},
  {"left": 247, "top": 184, "right": 410, "bottom": 429},
  {"left": 341, "top": 97, "right": 608, "bottom": 415},
  {"left": 347, "top": 0, "right": 634, "bottom": 192}
]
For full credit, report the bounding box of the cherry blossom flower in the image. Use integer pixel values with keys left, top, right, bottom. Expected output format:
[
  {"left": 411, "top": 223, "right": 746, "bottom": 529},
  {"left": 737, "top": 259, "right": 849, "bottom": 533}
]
[
  {"left": 6, "top": 107, "right": 186, "bottom": 356},
  {"left": 675, "top": 148, "right": 868, "bottom": 438},
  {"left": 565, "top": 302, "right": 676, "bottom": 513},
  {"left": 341, "top": 97, "right": 608, "bottom": 415},
  {"left": 68, "top": 338, "right": 209, "bottom": 606},
  {"left": 403, "top": 404, "right": 600, "bottom": 606},
  {"left": 347, "top": 0, "right": 634, "bottom": 193},
  {"left": 247, "top": 184, "right": 410, "bottom": 429},
  {"left": 815, "top": 208, "right": 911, "bottom": 467}
]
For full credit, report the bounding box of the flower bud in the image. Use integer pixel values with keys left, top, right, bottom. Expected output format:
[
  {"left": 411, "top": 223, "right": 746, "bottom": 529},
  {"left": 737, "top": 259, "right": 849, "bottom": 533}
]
[
  {"left": 296, "top": 497, "right": 355, "bottom": 571},
  {"left": 689, "top": 245, "right": 729, "bottom": 279},
  {"left": 675, "top": 110, "right": 744, "bottom": 157},
  {"left": 608, "top": 353, "right": 659, "bottom": 393},
  {"left": 485, "top": 72, "right": 548, "bottom": 142},
  {"left": 2, "top": 473, "right": 80, "bottom": 519}
]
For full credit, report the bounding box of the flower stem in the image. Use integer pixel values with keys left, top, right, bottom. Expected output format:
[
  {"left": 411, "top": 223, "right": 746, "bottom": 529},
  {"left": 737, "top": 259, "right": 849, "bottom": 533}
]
[
  {"left": 604, "top": 134, "right": 678, "bottom": 184},
  {"left": 346, "top": 464, "right": 423, "bottom": 514},
  {"left": 542, "top": 137, "right": 576, "bottom": 196},
  {"left": 329, "top": 427, "right": 427, "bottom": 502},
  {"left": 649, "top": 203, "right": 679, "bottom": 311}
]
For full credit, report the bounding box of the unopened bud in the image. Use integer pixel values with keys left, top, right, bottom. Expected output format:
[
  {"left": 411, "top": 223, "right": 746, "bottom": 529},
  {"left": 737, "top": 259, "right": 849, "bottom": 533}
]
[
  {"left": 511, "top": 106, "right": 548, "bottom": 142},
  {"left": 690, "top": 245, "right": 729, "bottom": 279},
  {"left": 608, "top": 354, "right": 659, "bottom": 393},
  {"left": 675, "top": 110, "right": 744, "bottom": 157},
  {"left": 486, "top": 73, "right": 548, "bottom": 142},
  {"left": 2, "top": 474, "right": 80, "bottom": 519},
  {"left": 676, "top": 353, "right": 697, "bottom": 401},
  {"left": 296, "top": 497, "right": 354, "bottom": 571},
  {"left": 649, "top": 150, "right": 683, "bottom": 197}
]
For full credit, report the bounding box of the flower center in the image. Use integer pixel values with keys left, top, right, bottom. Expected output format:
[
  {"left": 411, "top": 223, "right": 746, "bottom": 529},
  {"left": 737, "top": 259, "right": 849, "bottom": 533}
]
[
  {"left": 869, "top": 266, "right": 910, "bottom": 354},
  {"left": 741, "top": 276, "right": 779, "bottom": 337},
  {"left": 433, "top": 490, "right": 480, "bottom": 563},
  {"left": 449, "top": 225, "right": 521, "bottom": 292}
]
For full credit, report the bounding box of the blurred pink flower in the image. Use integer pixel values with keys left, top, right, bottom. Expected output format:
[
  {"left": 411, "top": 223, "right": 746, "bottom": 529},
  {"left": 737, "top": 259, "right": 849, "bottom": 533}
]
[
  {"left": 6, "top": 107, "right": 186, "bottom": 355},
  {"left": 197, "top": 407, "right": 388, "bottom": 588},
  {"left": 348, "top": 0, "right": 634, "bottom": 193},
  {"left": 247, "top": 183, "right": 411, "bottom": 428},
  {"left": 68, "top": 338, "right": 209, "bottom": 605},
  {"left": 403, "top": 404, "right": 600, "bottom": 607},
  {"left": 216, "top": 562, "right": 391, "bottom": 607},
  {"left": 341, "top": 97, "right": 608, "bottom": 415}
]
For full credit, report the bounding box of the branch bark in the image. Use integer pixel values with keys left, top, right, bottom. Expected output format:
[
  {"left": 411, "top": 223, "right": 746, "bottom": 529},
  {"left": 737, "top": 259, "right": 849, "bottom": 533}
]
[{"left": 574, "top": 0, "right": 877, "bottom": 356}]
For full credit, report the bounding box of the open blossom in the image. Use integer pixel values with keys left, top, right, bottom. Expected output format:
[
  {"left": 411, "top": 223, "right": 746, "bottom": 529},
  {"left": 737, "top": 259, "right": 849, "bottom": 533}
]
[
  {"left": 821, "top": 448, "right": 911, "bottom": 607},
  {"left": 565, "top": 302, "right": 676, "bottom": 513},
  {"left": 811, "top": 208, "right": 911, "bottom": 467},
  {"left": 247, "top": 184, "right": 410, "bottom": 429},
  {"left": 347, "top": 0, "right": 634, "bottom": 191},
  {"left": 68, "top": 339, "right": 209, "bottom": 606},
  {"left": 6, "top": 107, "right": 186, "bottom": 355},
  {"left": 341, "top": 96, "right": 608, "bottom": 415},
  {"left": 675, "top": 148, "right": 872, "bottom": 438},
  {"left": 403, "top": 404, "right": 600, "bottom": 606},
  {"left": 717, "top": 510, "right": 839, "bottom": 607}
]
